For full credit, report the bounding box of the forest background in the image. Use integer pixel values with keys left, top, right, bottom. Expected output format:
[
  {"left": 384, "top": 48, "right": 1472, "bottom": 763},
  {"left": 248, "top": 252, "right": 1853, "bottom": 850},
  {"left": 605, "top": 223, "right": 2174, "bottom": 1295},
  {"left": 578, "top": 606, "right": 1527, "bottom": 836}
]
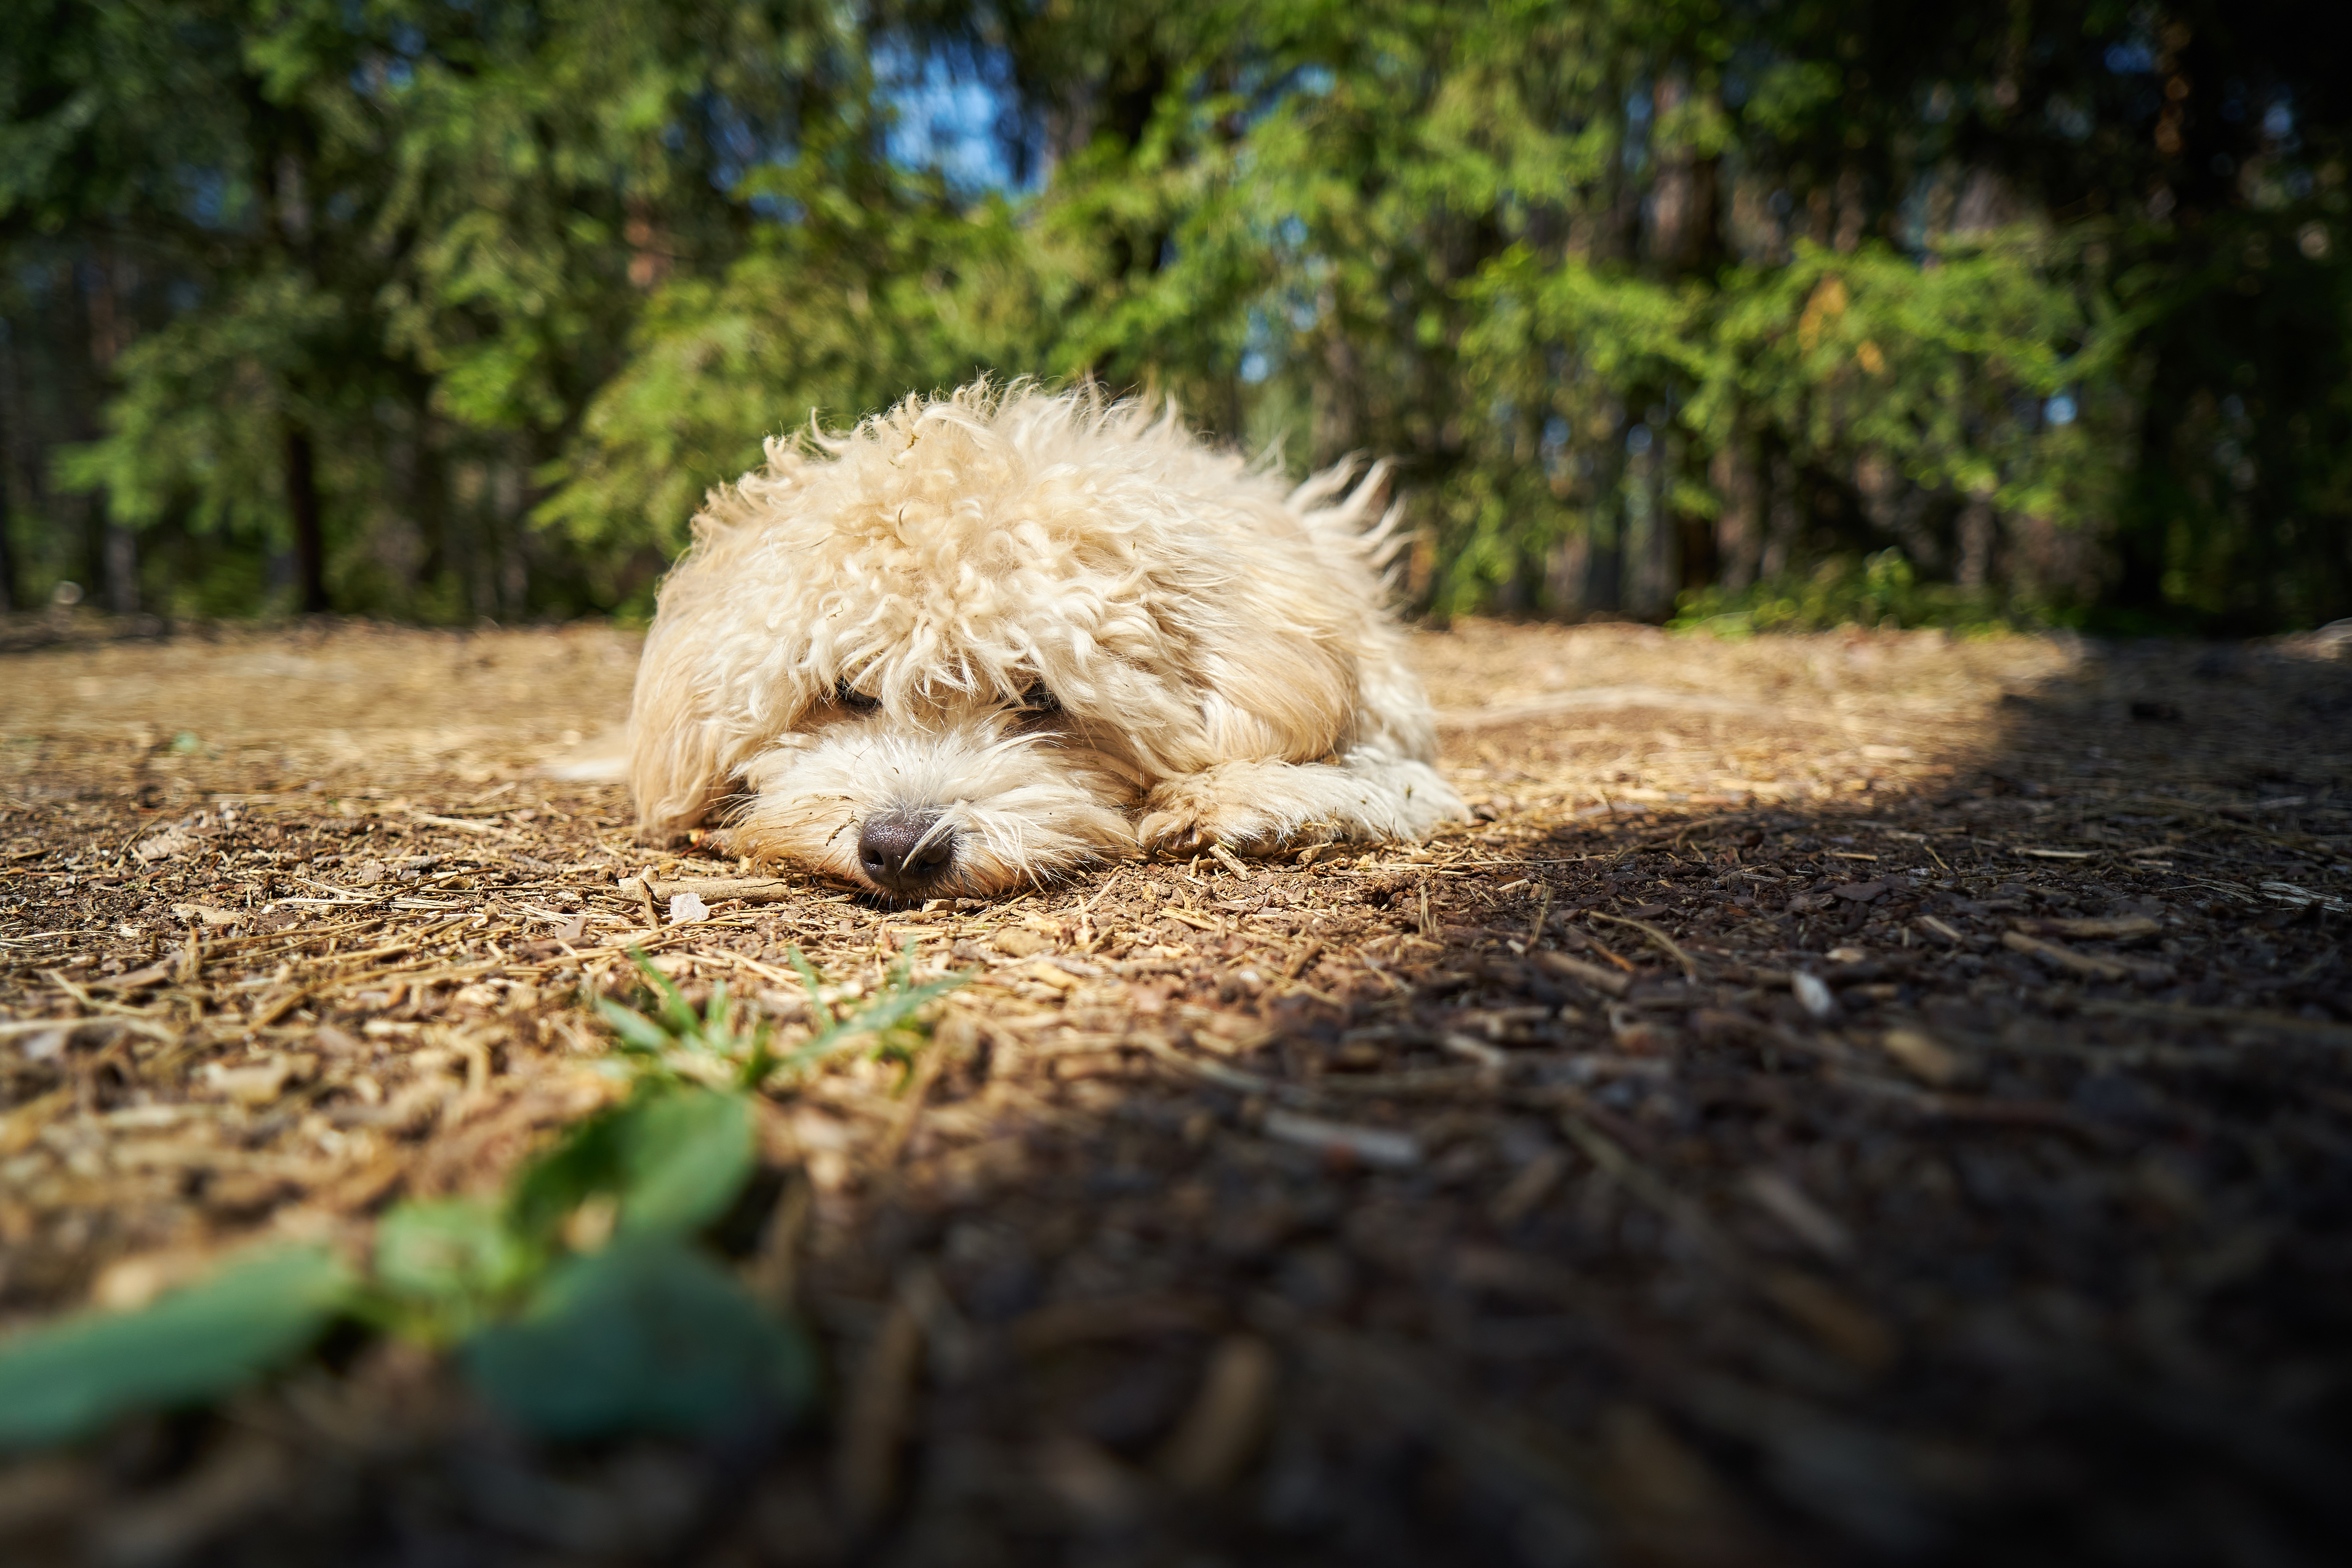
[{"left": 2, "top": 0, "right": 2347, "bottom": 637}]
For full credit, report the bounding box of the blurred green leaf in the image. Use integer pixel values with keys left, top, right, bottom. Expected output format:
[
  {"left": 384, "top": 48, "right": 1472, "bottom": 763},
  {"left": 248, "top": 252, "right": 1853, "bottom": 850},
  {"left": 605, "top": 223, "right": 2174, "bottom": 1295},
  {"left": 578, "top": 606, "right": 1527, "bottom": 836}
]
[
  {"left": 506, "top": 1085, "right": 754, "bottom": 1247},
  {"left": 596, "top": 998, "right": 682, "bottom": 1057},
  {"left": 614, "top": 1087, "right": 756, "bottom": 1236},
  {"left": 373, "top": 1198, "right": 541, "bottom": 1338},
  {"left": 459, "top": 1236, "right": 812, "bottom": 1440},
  {"left": 505, "top": 1102, "right": 635, "bottom": 1248},
  {"left": 0, "top": 1247, "right": 354, "bottom": 1449}
]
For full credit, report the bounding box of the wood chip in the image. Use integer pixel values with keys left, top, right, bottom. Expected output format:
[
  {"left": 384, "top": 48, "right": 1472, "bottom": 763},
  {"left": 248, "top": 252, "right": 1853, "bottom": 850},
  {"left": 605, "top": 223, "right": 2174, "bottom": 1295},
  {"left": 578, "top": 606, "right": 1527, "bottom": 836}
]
[
  {"left": 992, "top": 928, "right": 1052, "bottom": 957},
  {"left": 1206, "top": 843, "right": 1251, "bottom": 879},
  {"left": 1790, "top": 971, "right": 1836, "bottom": 1018},
  {"left": 1916, "top": 914, "right": 1967, "bottom": 944},
  {"left": 1760, "top": 1268, "right": 1897, "bottom": 1371},
  {"left": 1587, "top": 909, "right": 1700, "bottom": 980},
  {"left": 1260, "top": 1109, "right": 1421, "bottom": 1168},
  {"left": 643, "top": 876, "right": 804, "bottom": 904},
  {"left": 1157, "top": 1335, "right": 1278, "bottom": 1493},
  {"left": 1879, "top": 1027, "right": 1964, "bottom": 1086},
  {"left": 2028, "top": 915, "right": 2162, "bottom": 941},
  {"left": 2001, "top": 929, "right": 2135, "bottom": 982},
  {"left": 1741, "top": 1168, "right": 1853, "bottom": 1259},
  {"left": 1532, "top": 949, "right": 1632, "bottom": 999},
  {"left": 836, "top": 1282, "right": 924, "bottom": 1530}
]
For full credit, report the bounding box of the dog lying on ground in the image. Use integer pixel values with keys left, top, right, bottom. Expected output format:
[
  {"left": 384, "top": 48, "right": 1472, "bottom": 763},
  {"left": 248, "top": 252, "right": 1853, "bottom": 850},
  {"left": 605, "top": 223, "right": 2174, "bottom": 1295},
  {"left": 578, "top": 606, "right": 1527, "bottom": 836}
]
[{"left": 628, "top": 382, "right": 1464, "bottom": 899}]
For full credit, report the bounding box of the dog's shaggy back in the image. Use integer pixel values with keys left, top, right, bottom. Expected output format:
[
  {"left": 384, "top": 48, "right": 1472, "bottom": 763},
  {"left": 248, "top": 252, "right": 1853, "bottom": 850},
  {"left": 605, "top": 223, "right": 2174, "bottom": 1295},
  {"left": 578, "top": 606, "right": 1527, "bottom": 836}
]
[{"left": 630, "top": 381, "right": 1432, "bottom": 842}]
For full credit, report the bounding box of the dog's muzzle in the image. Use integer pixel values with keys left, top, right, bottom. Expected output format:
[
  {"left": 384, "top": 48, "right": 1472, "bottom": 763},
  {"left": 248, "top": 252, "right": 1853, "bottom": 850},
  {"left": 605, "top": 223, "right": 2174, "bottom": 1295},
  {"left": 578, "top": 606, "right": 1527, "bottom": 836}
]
[{"left": 858, "top": 809, "right": 956, "bottom": 895}]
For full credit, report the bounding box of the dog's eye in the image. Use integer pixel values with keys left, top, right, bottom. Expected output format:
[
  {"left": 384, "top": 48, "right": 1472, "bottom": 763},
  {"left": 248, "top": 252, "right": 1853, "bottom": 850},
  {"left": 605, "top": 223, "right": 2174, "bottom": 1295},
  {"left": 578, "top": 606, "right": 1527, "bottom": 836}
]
[
  {"left": 835, "top": 678, "right": 879, "bottom": 714},
  {"left": 1017, "top": 682, "right": 1060, "bottom": 716}
]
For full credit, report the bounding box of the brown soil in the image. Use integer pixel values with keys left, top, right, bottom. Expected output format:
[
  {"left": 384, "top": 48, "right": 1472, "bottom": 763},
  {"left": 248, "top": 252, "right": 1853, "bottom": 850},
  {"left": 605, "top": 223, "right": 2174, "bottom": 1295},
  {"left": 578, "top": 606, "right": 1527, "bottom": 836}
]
[{"left": 2, "top": 614, "right": 2349, "bottom": 1567}]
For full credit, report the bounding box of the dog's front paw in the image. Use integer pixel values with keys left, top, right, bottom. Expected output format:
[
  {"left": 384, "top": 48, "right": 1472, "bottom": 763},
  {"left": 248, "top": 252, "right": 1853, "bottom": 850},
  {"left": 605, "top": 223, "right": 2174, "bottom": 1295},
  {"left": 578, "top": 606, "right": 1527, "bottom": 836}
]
[{"left": 1137, "top": 780, "right": 1282, "bottom": 858}]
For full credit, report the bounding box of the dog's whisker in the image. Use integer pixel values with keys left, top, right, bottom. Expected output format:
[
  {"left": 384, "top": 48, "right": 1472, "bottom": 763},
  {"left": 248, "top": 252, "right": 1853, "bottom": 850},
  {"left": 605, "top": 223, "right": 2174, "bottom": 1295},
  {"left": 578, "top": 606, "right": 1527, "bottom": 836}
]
[{"left": 900, "top": 809, "right": 958, "bottom": 870}]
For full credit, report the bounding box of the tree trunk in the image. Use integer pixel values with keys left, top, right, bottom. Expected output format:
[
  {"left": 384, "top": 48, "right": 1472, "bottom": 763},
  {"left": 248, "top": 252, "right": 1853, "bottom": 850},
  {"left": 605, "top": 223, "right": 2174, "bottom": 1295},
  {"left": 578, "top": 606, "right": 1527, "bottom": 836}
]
[
  {"left": 1760, "top": 437, "right": 1800, "bottom": 581},
  {"left": 104, "top": 523, "right": 138, "bottom": 616},
  {"left": 1955, "top": 493, "right": 1996, "bottom": 591},
  {"left": 0, "top": 355, "right": 17, "bottom": 613},
  {"left": 1713, "top": 429, "right": 1763, "bottom": 592},
  {"left": 2111, "top": 349, "right": 2177, "bottom": 614},
  {"left": 1311, "top": 301, "right": 1362, "bottom": 469},
  {"left": 1626, "top": 426, "right": 1677, "bottom": 620},
  {"left": 1584, "top": 406, "right": 1627, "bottom": 614},
  {"left": 1649, "top": 75, "right": 1727, "bottom": 277},
  {"left": 0, "top": 311, "right": 31, "bottom": 613},
  {"left": 286, "top": 422, "right": 328, "bottom": 613},
  {"left": 410, "top": 394, "right": 446, "bottom": 599},
  {"left": 87, "top": 239, "right": 139, "bottom": 614}
]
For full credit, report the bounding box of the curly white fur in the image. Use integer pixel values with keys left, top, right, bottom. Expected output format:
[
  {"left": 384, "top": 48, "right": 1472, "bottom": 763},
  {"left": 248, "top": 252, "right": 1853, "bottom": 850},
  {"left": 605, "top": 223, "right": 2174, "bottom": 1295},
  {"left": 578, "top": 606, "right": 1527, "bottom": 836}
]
[{"left": 628, "top": 381, "right": 1464, "bottom": 897}]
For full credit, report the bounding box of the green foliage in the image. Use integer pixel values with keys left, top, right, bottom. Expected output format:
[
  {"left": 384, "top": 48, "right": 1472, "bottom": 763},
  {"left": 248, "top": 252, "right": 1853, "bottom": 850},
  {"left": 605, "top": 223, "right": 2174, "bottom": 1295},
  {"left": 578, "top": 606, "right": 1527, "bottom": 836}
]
[
  {"left": 371, "top": 1197, "right": 541, "bottom": 1341},
  {"left": 0, "top": 1248, "right": 354, "bottom": 1451},
  {"left": 538, "top": 186, "right": 1042, "bottom": 579},
  {"left": 1670, "top": 549, "right": 2019, "bottom": 637},
  {"left": 592, "top": 942, "right": 966, "bottom": 1087},
  {"left": 590, "top": 952, "right": 776, "bottom": 1088},
  {"left": 0, "top": 947, "right": 968, "bottom": 1449},
  {"left": 6, "top": 1, "right": 2350, "bottom": 627},
  {"left": 505, "top": 1087, "right": 756, "bottom": 1250},
  {"left": 766, "top": 943, "right": 972, "bottom": 1077},
  {"left": 462, "top": 1236, "right": 814, "bottom": 1440}
]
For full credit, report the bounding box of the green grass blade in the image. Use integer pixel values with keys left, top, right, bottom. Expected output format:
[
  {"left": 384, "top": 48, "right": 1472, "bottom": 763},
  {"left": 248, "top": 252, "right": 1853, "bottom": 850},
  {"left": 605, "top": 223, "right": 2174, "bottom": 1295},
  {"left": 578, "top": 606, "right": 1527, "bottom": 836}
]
[
  {"left": 782, "top": 945, "right": 834, "bottom": 1027},
  {"left": 594, "top": 997, "right": 677, "bottom": 1055},
  {"left": 625, "top": 946, "right": 699, "bottom": 1034}
]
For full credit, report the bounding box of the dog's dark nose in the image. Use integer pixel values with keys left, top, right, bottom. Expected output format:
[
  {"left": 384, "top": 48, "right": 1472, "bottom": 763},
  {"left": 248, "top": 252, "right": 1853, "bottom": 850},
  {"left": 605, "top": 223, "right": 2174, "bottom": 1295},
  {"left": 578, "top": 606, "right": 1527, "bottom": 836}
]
[{"left": 858, "top": 810, "right": 955, "bottom": 894}]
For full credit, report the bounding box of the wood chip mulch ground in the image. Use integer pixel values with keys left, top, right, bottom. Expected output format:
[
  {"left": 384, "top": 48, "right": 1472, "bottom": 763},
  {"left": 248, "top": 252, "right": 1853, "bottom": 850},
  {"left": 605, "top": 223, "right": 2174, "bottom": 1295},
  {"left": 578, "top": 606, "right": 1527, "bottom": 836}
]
[{"left": 2, "top": 612, "right": 2348, "bottom": 1567}]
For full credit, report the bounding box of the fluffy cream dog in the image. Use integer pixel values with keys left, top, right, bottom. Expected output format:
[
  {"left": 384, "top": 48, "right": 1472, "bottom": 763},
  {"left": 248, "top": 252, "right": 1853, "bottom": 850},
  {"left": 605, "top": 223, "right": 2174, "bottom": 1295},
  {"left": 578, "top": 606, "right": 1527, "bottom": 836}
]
[{"left": 628, "top": 382, "right": 1463, "bottom": 899}]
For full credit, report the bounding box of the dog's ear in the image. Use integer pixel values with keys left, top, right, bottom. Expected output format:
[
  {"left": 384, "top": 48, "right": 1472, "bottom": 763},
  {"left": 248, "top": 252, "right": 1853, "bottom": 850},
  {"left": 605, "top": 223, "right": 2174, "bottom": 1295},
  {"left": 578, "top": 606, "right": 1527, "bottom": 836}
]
[{"left": 627, "top": 624, "right": 724, "bottom": 846}]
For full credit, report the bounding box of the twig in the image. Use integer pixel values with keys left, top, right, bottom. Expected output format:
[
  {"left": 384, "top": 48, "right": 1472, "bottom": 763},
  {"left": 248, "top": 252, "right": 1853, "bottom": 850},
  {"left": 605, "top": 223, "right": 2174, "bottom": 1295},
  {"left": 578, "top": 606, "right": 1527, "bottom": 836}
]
[
  {"left": 1525, "top": 883, "right": 1553, "bottom": 950},
  {"left": 2000, "top": 929, "right": 2158, "bottom": 984},
  {"left": 407, "top": 811, "right": 501, "bottom": 836},
  {"left": 1823, "top": 1070, "right": 2106, "bottom": 1139},
  {"left": 1157, "top": 1336, "right": 1278, "bottom": 1494},
  {"left": 1585, "top": 910, "right": 1699, "bottom": 981},
  {"left": 1077, "top": 872, "right": 1125, "bottom": 916},
  {"left": 632, "top": 875, "right": 807, "bottom": 905},
  {"left": 2076, "top": 998, "right": 2352, "bottom": 1047},
  {"left": 1261, "top": 1108, "right": 1421, "bottom": 1168},
  {"left": 1357, "top": 952, "right": 1408, "bottom": 994},
  {"left": 2125, "top": 793, "right": 2322, "bottom": 850},
  {"left": 1531, "top": 950, "right": 1632, "bottom": 999},
  {"left": 1133, "top": 1033, "right": 1283, "bottom": 1095},
  {"left": 1558, "top": 1111, "right": 1738, "bottom": 1267},
  {"left": 836, "top": 1280, "right": 925, "bottom": 1530},
  {"left": 706, "top": 948, "right": 813, "bottom": 988},
  {"left": 875, "top": 1049, "right": 947, "bottom": 1168},
  {"left": 745, "top": 1173, "right": 812, "bottom": 1312},
  {"left": 252, "top": 988, "right": 313, "bottom": 1028}
]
